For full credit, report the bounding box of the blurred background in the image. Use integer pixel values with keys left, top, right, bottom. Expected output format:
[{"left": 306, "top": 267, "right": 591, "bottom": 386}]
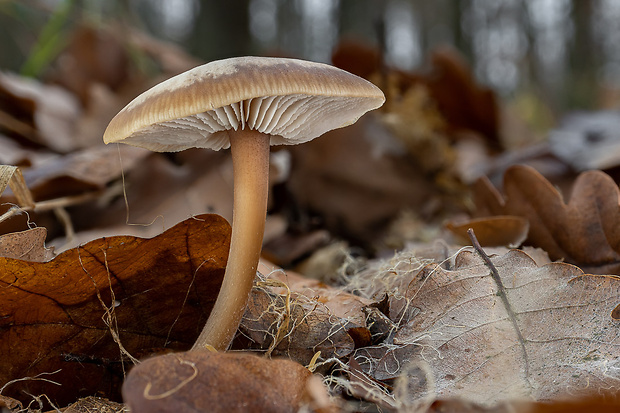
[
  {"left": 1, "top": 0, "right": 620, "bottom": 258},
  {"left": 1, "top": 0, "right": 619, "bottom": 117}
]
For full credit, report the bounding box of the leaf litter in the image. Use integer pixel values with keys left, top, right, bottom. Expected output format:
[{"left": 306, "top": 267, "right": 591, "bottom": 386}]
[
  {"left": 0, "top": 214, "right": 229, "bottom": 407},
  {"left": 319, "top": 244, "right": 620, "bottom": 409},
  {"left": 474, "top": 164, "right": 620, "bottom": 273},
  {"left": 0, "top": 19, "right": 619, "bottom": 413}
]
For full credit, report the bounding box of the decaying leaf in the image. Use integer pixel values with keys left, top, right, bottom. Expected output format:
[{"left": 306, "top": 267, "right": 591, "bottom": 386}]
[
  {"left": 474, "top": 164, "right": 620, "bottom": 273},
  {"left": 122, "top": 351, "right": 311, "bottom": 413},
  {"left": 353, "top": 248, "right": 620, "bottom": 405},
  {"left": 239, "top": 282, "right": 356, "bottom": 365},
  {"left": 267, "top": 267, "right": 372, "bottom": 328},
  {"left": 0, "top": 227, "right": 53, "bottom": 262},
  {"left": 0, "top": 214, "right": 229, "bottom": 407},
  {"left": 0, "top": 135, "right": 37, "bottom": 167},
  {"left": 240, "top": 261, "right": 375, "bottom": 361}
]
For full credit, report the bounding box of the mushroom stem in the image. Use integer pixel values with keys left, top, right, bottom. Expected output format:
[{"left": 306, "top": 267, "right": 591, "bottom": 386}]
[{"left": 192, "top": 129, "right": 271, "bottom": 351}]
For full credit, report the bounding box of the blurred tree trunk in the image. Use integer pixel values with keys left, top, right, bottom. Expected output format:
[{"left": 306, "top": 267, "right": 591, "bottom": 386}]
[
  {"left": 568, "top": 0, "right": 598, "bottom": 108},
  {"left": 277, "top": 0, "right": 302, "bottom": 57},
  {"left": 189, "top": 0, "right": 252, "bottom": 61},
  {"left": 338, "top": 0, "right": 382, "bottom": 43}
]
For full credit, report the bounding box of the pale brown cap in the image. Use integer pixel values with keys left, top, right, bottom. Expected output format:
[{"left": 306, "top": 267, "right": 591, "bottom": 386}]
[{"left": 103, "top": 56, "right": 385, "bottom": 152}]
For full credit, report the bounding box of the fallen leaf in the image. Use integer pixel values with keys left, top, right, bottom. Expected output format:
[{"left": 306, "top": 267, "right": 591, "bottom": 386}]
[
  {"left": 353, "top": 344, "right": 422, "bottom": 382},
  {"left": 474, "top": 164, "right": 620, "bottom": 273},
  {"left": 0, "top": 227, "right": 53, "bottom": 262},
  {"left": 122, "top": 351, "right": 311, "bottom": 413},
  {"left": 267, "top": 266, "right": 372, "bottom": 329},
  {"left": 346, "top": 356, "right": 396, "bottom": 411},
  {"left": 0, "top": 214, "right": 229, "bottom": 407},
  {"left": 0, "top": 134, "right": 37, "bottom": 167},
  {"left": 19, "top": 144, "right": 150, "bottom": 201},
  {"left": 239, "top": 283, "right": 356, "bottom": 365},
  {"left": 332, "top": 42, "right": 500, "bottom": 144},
  {"left": 445, "top": 215, "right": 529, "bottom": 247},
  {"left": 0, "top": 72, "right": 81, "bottom": 152},
  {"left": 262, "top": 229, "right": 330, "bottom": 268},
  {"left": 298, "top": 374, "right": 340, "bottom": 413},
  {"left": 370, "top": 248, "right": 620, "bottom": 404},
  {"left": 0, "top": 165, "right": 34, "bottom": 208},
  {"left": 424, "top": 48, "right": 499, "bottom": 144},
  {"left": 0, "top": 395, "right": 21, "bottom": 411}
]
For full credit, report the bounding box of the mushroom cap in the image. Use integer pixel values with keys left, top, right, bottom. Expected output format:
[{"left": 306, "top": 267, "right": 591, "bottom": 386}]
[{"left": 103, "top": 56, "right": 385, "bottom": 152}]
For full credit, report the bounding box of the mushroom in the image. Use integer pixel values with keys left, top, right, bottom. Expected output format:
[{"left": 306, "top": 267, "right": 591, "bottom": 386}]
[{"left": 103, "top": 56, "right": 385, "bottom": 351}]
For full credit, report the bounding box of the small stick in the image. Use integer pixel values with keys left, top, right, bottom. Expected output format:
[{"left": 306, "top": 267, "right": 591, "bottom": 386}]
[
  {"left": 467, "top": 228, "right": 531, "bottom": 382},
  {"left": 0, "top": 191, "right": 104, "bottom": 224}
]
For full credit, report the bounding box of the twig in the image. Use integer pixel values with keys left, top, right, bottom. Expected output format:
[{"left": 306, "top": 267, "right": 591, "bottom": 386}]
[
  {"left": 0, "top": 191, "right": 105, "bottom": 224},
  {"left": 467, "top": 228, "right": 531, "bottom": 382}
]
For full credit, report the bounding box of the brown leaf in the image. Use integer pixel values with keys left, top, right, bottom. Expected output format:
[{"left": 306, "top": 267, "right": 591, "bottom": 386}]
[
  {"left": 266, "top": 266, "right": 373, "bottom": 328},
  {"left": 425, "top": 48, "right": 499, "bottom": 144},
  {"left": 0, "top": 214, "right": 229, "bottom": 407},
  {"left": 122, "top": 351, "right": 311, "bottom": 413},
  {"left": 332, "top": 42, "right": 499, "bottom": 143},
  {"left": 474, "top": 164, "right": 620, "bottom": 272},
  {"left": 423, "top": 393, "right": 620, "bottom": 413},
  {"left": 346, "top": 356, "right": 396, "bottom": 410},
  {"left": 19, "top": 144, "right": 150, "bottom": 201},
  {"left": 0, "top": 135, "right": 34, "bottom": 167},
  {"left": 0, "top": 395, "right": 21, "bottom": 411},
  {"left": 445, "top": 215, "right": 529, "bottom": 247},
  {"left": 353, "top": 344, "right": 423, "bottom": 382},
  {"left": 240, "top": 285, "right": 355, "bottom": 365},
  {"left": 248, "top": 261, "right": 374, "bottom": 356},
  {"left": 385, "top": 249, "right": 620, "bottom": 404},
  {"left": 0, "top": 227, "right": 53, "bottom": 262},
  {"left": 0, "top": 72, "right": 81, "bottom": 152}
]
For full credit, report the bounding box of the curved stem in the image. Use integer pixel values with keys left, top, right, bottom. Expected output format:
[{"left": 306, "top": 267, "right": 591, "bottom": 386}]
[{"left": 192, "top": 129, "right": 270, "bottom": 351}]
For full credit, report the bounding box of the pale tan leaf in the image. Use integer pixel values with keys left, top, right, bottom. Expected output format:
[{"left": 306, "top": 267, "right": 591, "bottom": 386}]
[
  {"left": 0, "top": 165, "right": 34, "bottom": 208},
  {"left": 0, "top": 227, "right": 53, "bottom": 262},
  {"left": 388, "top": 249, "right": 620, "bottom": 404},
  {"left": 350, "top": 248, "right": 620, "bottom": 405}
]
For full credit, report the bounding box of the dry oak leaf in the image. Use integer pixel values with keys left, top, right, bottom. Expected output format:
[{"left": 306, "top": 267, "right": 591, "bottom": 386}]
[
  {"left": 0, "top": 214, "right": 229, "bottom": 407},
  {"left": 122, "top": 350, "right": 311, "bottom": 413},
  {"left": 475, "top": 164, "right": 620, "bottom": 273},
  {"left": 389, "top": 249, "right": 619, "bottom": 405},
  {"left": 445, "top": 215, "right": 529, "bottom": 247}
]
